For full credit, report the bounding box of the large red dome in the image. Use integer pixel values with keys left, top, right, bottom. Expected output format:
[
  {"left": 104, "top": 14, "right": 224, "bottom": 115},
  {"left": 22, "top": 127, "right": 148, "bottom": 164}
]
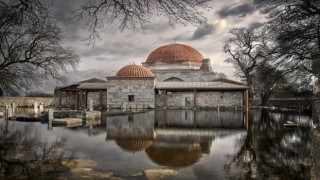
[
  {"left": 116, "top": 64, "right": 154, "bottom": 77},
  {"left": 146, "top": 44, "right": 204, "bottom": 63}
]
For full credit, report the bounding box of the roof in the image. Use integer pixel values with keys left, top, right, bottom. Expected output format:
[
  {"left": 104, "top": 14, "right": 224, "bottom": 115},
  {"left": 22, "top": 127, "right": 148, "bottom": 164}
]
[
  {"left": 77, "top": 83, "right": 108, "bottom": 90},
  {"left": 212, "top": 78, "right": 244, "bottom": 85},
  {"left": 58, "top": 77, "right": 107, "bottom": 90},
  {"left": 146, "top": 43, "right": 204, "bottom": 63},
  {"left": 155, "top": 81, "right": 248, "bottom": 90},
  {"left": 78, "top": 78, "right": 107, "bottom": 83},
  {"left": 116, "top": 64, "right": 155, "bottom": 77}
]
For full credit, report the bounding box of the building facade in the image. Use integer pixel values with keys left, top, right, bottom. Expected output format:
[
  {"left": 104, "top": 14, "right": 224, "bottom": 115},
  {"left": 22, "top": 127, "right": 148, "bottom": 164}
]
[{"left": 57, "top": 43, "right": 248, "bottom": 110}]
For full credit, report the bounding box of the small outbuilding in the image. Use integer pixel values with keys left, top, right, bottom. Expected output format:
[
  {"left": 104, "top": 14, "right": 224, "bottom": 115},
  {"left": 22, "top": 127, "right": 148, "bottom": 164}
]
[
  {"left": 106, "top": 65, "right": 158, "bottom": 109},
  {"left": 57, "top": 78, "right": 107, "bottom": 110}
]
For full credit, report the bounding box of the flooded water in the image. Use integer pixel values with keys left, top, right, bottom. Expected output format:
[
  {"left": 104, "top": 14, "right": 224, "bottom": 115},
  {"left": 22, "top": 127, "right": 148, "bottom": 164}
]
[{"left": 0, "top": 108, "right": 313, "bottom": 179}]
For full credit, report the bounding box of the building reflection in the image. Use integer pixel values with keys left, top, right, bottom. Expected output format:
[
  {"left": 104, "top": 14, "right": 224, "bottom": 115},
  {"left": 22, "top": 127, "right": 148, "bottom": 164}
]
[
  {"left": 155, "top": 109, "right": 246, "bottom": 128},
  {"left": 106, "top": 110, "right": 247, "bottom": 168},
  {"left": 106, "top": 112, "right": 155, "bottom": 153}
]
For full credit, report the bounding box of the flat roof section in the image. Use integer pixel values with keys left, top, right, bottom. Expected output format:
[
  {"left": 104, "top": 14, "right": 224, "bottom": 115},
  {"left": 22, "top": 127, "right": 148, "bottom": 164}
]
[{"left": 155, "top": 81, "right": 248, "bottom": 90}]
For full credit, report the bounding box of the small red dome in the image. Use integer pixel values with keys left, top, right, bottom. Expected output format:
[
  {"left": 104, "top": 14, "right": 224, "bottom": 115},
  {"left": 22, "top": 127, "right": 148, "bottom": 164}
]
[
  {"left": 146, "top": 44, "right": 204, "bottom": 63},
  {"left": 116, "top": 65, "right": 154, "bottom": 77}
]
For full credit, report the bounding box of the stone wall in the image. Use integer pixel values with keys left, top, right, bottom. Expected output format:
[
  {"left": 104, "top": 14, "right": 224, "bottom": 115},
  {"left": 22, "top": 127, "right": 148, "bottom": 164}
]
[
  {"left": 153, "top": 70, "right": 224, "bottom": 82},
  {"left": 107, "top": 78, "right": 156, "bottom": 109},
  {"left": 0, "top": 97, "right": 54, "bottom": 107},
  {"left": 197, "top": 91, "right": 243, "bottom": 108},
  {"left": 155, "top": 91, "right": 243, "bottom": 108}
]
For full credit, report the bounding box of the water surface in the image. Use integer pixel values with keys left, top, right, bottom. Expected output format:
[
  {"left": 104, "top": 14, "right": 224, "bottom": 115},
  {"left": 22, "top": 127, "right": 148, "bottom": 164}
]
[{"left": 0, "top": 108, "right": 313, "bottom": 179}]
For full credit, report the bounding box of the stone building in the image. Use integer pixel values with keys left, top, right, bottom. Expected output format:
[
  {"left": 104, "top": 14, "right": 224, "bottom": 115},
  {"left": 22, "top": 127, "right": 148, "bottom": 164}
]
[
  {"left": 142, "top": 43, "right": 225, "bottom": 82},
  {"left": 57, "top": 43, "right": 248, "bottom": 110},
  {"left": 106, "top": 65, "right": 157, "bottom": 109}
]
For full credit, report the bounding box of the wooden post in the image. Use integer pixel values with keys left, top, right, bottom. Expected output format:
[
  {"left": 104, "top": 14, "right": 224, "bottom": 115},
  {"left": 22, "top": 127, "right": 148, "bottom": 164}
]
[
  {"left": 79, "top": 90, "right": 82, "bottom": 110},
  {"left": 99, "top": 90, "right": 102, "bottom": 110},
  {"left": 163, "top": 90, "right": 167, "bottom": 108},
  {"left": 245, "top": 89, "right": 249, "bottom": 110},
  {"left": 58, "top": 90, "right": 62, "bottom": 107},
  {"left": 193, "top": 90, "right": 197, "bottom": 108},
  {"left": 85, "top": 90, "right": 88, "bottom": 109},
  {"left": 76, "top": 90, "right": 79, "bottom": 110}
]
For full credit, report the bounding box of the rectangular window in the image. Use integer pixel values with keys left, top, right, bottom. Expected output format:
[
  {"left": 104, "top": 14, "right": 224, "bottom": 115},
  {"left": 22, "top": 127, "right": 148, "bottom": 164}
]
[{"left": 128, "top": 95, "right": 134, "bottom": 102}]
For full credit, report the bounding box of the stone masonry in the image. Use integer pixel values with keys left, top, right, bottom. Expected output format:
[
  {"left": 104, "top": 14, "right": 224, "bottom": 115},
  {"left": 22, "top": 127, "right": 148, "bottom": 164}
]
[
  {"left": 155, "top": 91, "right": 243, "bottom": 108},
  {"left": 107, "top": 78, "right": 156, "bottom": 109}
]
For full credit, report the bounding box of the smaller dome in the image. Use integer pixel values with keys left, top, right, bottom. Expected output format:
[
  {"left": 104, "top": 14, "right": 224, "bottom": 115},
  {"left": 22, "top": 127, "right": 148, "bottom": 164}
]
[{"left": 116, "top": 65, "right": 154, "bottom": 77}]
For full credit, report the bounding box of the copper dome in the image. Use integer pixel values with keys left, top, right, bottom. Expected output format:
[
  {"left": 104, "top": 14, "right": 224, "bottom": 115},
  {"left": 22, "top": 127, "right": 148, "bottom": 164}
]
[
  {"left": 116, "top": 64, "right": 155, "bottom": 77},
  {"left": 146, "top": 44, "right": 204, "bottom": 63},
  {"left": 115, "top": 138, "right": 153, "bottom": 152}
]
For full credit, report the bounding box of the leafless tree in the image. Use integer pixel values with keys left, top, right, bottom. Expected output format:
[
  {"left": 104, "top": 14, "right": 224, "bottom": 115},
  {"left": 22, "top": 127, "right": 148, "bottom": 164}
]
[
  {"left": 254, "top": 0, "right": 320, "bottom": 76},
  {"left": 223, "top": 24, "right": 270, "bottom": 103},
  {"left": 0, "top": 0, "right": 79, "bottom": 95},
  {"left": 224, "top": 23, "right": 297, "bottom": 105},
  {"left": 0, "top": 123, "right": 71, "bottom": 179},
  {"left": 253, "top": 63, "right": 290, "bottom": 105},
  {"left": 74, "top": 0, "right": 212, "bottom": 43}
]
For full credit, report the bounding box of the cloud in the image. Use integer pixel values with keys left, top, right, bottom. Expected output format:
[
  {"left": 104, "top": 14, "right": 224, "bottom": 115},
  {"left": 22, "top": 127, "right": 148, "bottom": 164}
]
[
  {"left": 82, "top": 41, "right": 149, "bottom": 58},
  {"left": 190, "top": 26, "right": 214, "bottom": 40},
  {"left": 218, "top": 3, "right": 256, "bottom": 18},
  {"left": 167, "top": 26, "right": 214, "bottom": 42}
]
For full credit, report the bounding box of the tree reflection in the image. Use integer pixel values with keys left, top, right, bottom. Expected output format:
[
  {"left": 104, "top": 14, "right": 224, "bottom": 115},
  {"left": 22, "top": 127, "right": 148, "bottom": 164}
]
[
  {"left": 226, "top": 109, "right": 311, "bottom": 179},
  {"left": 0, "top": 122, "right": 72, "bottom": 179}
]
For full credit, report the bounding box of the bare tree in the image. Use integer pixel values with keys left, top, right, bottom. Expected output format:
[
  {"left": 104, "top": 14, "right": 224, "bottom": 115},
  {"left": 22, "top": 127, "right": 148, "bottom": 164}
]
[
  {"left": 254, "top": 0, "right": 320, "bottom": 76},
  {"left": 224, "top": 23, "right": 298, "bottom": 105},
  {"left": 0, "top": 0, "right": 79, "bottom": 95},
  {"left": 74, "top": 0, "right": 212, "bottom": 43},
  {"left": 253, "top": 63, "right": 290, "bottom": 105},
  {"left": 223, "top": 24, "right": 269, "bottom": 103},
  {"left": 0, "top": 123, "right": 71, "bottom": 178}
]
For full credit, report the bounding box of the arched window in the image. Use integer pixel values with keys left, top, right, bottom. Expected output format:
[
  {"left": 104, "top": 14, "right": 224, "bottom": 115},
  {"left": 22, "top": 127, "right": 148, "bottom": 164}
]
[{"left": 164, "top": 77, "right": 184, "bottom": 82}]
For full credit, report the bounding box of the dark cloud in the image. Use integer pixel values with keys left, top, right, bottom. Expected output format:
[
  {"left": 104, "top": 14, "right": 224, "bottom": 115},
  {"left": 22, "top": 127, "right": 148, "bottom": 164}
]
[
  {"left": 218, "top": 3, "right": 256, "bottom": 18},
  {"left": 82, "top": 46, "right": 106, "bottom": 57},
  {"left": 190, "top": 26, "right": 214, "bottom": 40},
  {"left": 82, "top": 42, "right": 150, "bottom": 58},
  {"left": 167, "top": 26, "right": 214, "bottom": 42},
  {"left": 52, "top": 0, "right": 84, "bottom": 41}
]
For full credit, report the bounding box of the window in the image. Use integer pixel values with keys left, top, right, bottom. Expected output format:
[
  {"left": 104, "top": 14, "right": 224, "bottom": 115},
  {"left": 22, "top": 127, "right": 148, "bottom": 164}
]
[{"left": 128, "top": 95, "right": 134, "bottom": 102}]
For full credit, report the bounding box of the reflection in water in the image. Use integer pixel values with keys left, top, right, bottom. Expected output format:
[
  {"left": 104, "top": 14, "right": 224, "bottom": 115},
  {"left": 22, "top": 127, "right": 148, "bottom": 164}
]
[
  {"left": 107, "top": 110, "right": 246, "bottom": 168},
  {"left": 0, "top": 109, "right": 314, "bottom": 179},
  {"left": 0, "top": 121, "right": 72, "bottom": 179},
  {"left": 106, "top": 113, "right": 155, "bottom": 152},
  {"left": 155, "top": 109, "right": 245, "bottom": 128},
  {"left": 226, "top": 109, "right": 312, "bottom": 179}
]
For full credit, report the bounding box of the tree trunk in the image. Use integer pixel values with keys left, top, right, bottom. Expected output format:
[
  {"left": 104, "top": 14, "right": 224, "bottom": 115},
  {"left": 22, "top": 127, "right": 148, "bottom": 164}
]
[
  {"left": 260, "top": 93, "right": 270, "bottom": 106},
  {"left": 247, "top": 75, "right": 255, "bottom": 105}
]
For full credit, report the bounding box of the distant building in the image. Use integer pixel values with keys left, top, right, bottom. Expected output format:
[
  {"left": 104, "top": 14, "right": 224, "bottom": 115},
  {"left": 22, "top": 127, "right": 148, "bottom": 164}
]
[{"left": 57, "top": 43, "right": 248, "bottom": 110}]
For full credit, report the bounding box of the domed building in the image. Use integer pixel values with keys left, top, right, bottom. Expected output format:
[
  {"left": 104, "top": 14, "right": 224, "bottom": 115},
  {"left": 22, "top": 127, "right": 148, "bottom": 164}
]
[
  {"left": 106, "top": 64, "right": 157, "bottom": 109},
  {"left": 142, "top": 43, "right": 219, "bottom": 82},
  {"left": 57, "top": 43, "right": 249, "bottom": 110}
]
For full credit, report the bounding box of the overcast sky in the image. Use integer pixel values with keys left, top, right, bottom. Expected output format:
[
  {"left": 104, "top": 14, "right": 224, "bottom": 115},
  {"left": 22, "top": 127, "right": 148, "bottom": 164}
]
[{"left": 41, "top": 0, "right": 265, "bottom": 93}]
